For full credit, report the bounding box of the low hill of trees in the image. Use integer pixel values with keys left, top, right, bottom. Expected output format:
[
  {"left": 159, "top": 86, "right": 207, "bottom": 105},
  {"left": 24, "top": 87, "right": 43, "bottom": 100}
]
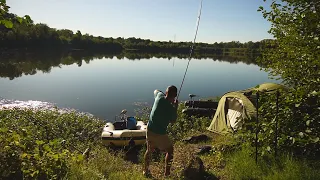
[{"left": 0, "top": 13, "right": 274, "bottom": 56}]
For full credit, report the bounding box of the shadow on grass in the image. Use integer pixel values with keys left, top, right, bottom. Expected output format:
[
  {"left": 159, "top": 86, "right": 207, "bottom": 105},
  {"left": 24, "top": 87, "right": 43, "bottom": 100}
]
[
  {"left": 107, "top": 145, "right": 146, "bottom": 164},
  {"left": 123, "top": 145, "right": 143, "bottom": 164},
  {"left": 200, "top": 172, "right": 219, "bottom": 180}
]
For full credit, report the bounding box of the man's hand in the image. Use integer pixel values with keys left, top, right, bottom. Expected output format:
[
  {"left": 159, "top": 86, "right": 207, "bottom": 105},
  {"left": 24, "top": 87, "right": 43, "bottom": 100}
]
[
  {"left": 174, "top": 99, "right": 179, "bottom": 104},
  {"left": 154, "top": 89, "right": 161, "bottom": 96}
]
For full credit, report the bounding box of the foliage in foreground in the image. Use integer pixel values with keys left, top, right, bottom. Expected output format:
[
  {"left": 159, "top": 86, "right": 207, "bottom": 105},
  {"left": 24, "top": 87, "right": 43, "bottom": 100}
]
[
  {"left": 0, "top": 109, "right": 104, "bottom": 179},
  {"left": 237, "top": 90, "right": 319, "bottom": 158},
  {"left": 0, "top": 105, "right": 212, "bottom": 180},
  {"left": 233, "top": 0, "right": 320, "bottom": 159}
]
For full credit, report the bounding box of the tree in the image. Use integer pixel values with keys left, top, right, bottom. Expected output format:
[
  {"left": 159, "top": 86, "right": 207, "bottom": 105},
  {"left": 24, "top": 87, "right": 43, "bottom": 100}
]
[
  {"left": 0, "top": 0, "right": 13, "bottom": 28},
  {"left": 0, "top": 0, "right": 31, "bottom": 28},
  {"left": 253, "top": 0, "right": 320, "bottom": 156}
]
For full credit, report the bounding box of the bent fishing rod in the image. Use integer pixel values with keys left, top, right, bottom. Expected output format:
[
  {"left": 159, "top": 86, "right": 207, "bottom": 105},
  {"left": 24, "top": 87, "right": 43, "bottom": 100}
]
[{"left": 177, "top": 0, "right": 203, "bottom": 100}]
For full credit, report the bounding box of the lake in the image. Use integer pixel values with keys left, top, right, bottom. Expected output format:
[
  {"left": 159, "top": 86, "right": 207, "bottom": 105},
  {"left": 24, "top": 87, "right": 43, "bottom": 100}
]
[{"left": 0, "top": 52, "right": 277, "bottom": 121}]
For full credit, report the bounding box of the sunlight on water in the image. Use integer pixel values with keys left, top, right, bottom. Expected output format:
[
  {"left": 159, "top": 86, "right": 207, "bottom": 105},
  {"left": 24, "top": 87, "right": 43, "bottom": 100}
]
[{"left": 0, "top": 98, "right": 94, "bottom": 117}]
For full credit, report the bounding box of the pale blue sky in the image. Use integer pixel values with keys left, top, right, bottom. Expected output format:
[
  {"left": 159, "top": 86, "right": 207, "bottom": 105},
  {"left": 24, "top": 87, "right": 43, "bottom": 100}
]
[{"left": 7, "top": 0, "right": 273, "bottom": 43}]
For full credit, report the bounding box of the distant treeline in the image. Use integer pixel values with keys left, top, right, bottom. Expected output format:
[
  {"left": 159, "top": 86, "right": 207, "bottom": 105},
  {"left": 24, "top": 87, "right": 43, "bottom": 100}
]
[
  {"left": 0, "top": 13, "right": 275, "bottom": 56},
  {"left": 0, "top": 50, "right": 258, "bottom": 80}
]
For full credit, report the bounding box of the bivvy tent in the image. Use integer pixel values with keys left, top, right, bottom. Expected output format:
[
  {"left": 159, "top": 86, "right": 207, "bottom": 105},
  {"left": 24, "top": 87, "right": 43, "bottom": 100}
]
[{"left": 207, "top": 83, "right": 286, "bottom": 134}]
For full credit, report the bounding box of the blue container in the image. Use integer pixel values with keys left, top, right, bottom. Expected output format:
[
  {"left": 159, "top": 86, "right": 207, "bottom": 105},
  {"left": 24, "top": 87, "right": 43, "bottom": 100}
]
[{"left": 126, "top": 117, "right": 137, "bottom": 130}]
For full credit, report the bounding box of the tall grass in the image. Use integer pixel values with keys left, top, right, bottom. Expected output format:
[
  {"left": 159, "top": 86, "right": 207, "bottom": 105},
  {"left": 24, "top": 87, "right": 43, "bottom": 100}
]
[
  {"left": 225, "top": 146, "right": 320, "bottom": 180},
  {"left": 67, "top": 146, "right": 147, "bottom": 180}
]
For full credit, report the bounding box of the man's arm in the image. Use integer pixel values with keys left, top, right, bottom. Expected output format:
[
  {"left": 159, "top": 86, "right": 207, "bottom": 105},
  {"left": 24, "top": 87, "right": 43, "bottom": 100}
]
[{"left": 154, "top": 89, "right": 163, "bottom": 98}]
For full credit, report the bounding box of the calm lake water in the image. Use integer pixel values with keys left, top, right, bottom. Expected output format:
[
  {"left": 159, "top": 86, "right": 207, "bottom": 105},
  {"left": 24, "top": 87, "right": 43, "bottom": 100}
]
[{"left": 0, "top": 54, "right": 277, "bottom": 121}]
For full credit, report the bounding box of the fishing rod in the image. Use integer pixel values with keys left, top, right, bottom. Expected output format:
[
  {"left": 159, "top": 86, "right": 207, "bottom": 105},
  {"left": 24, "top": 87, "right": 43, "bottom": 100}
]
[{"left": 177, "top": 0, "right": 203, "bottom": 99}]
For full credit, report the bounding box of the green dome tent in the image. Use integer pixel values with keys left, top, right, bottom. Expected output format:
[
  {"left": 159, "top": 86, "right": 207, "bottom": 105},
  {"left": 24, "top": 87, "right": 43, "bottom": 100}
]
[{"left": 207, "top": 83, "right": 286, "bottom": 134}]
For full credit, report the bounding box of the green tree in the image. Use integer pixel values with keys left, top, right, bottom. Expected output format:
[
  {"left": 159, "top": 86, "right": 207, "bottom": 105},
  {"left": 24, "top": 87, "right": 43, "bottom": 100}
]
[
  {"left": 0, "top": 0, "right": 31, "bottom": 28},
  {"left": 251, "top": 0, "right": 320, "bottom": 156},
  {"left": 0, "top": 0, "right": 13, "bottom": 28}
]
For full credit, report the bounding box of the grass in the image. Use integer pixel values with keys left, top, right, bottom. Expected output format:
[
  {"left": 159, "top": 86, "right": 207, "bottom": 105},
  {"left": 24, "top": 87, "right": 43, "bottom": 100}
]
[
  {"left": 66, "top": 146, "right": 147, "bottom": 180},
  {"left": 1, "top": 106, "right": 319, "bottom": 180},
  {"left": 223, "top": 146, "right": 320, "bottom": 180}
]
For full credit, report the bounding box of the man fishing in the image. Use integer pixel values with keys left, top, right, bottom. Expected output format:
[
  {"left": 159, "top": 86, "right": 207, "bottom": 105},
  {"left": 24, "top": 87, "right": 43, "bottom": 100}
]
[{"left": 143, "top": 85, "right": 178, "bottom": 177}]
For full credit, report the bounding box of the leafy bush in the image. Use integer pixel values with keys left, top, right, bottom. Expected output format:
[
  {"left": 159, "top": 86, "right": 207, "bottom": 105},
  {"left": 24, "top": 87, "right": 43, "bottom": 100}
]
[
  {"left": 0, "top": 109, "right": 104, "bottom": 179},
  {"left": 235, "top": 0, "right": 320, "bottom": 159},
  {"left": 0, "top": 103, "right": 212, "bottom": 179},
  {"left": 236, "top": 89, "right": 319, "bottom": 159}
]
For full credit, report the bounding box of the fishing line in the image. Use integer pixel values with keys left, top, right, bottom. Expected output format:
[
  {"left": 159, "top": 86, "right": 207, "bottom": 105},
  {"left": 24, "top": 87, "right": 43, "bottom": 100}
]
[{"left": 177, "top": 0, "right": 203, "bottom": 99}]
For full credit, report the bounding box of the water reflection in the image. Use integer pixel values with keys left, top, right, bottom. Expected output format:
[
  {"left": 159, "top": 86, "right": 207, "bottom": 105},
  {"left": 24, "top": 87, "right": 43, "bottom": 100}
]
[{"left": 0, "top": 50, "right": 258, "bottom": 80}]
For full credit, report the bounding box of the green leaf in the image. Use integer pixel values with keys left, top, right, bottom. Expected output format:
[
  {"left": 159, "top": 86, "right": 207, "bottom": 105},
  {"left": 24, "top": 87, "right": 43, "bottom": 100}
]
[
  {"left": 0, "top": 0, "right": 6, "bottom": 4},
  {"left": 306, "top": 120, "right": 310, "bottom": 126},
  {"left": 36, "top": 140, "right": 44, "bottom": 145},
  {"left": 49, "top": 139, "right": 59, "bottom": 146},
  {"left": 305, "top": 129, "right": 312, "bottom": 133},
  {"left": 31, "top": 170, "right": 39, "bottom": 177},
  {"left": 0, "top": 127, "right": 8, "bottom": 133},
  {"left": 43, "top": 144, "right": 51, "bottom": 151},
  {"left": 314, "top": 137, "right": 319, "bottom": 143},
  {"left": 52, "top": 154, "right": 59, "bottom": 160},
  {"left": 310, "top": 91, "right": 318, "bottom": 96},
  {"left": 77, "top": 154, "right": 84, "bottom": 161},
  {"left": 269, "top": 129, "right": 274, "bottom": 134},
  {"left": 267, "top": 146, "right": 271, "bottom": 151},
  {"left": 2, "top": 20, "right": 13, "bottom": 28},
  {"left": 299, "top": 132, "right": 304, "bottom": 137},
  {"left": 258, "top": 6, "right": 264, "bottom": 12},
  {"left": 24, "top": 15, "right": 31, "bottom": 20},
  {"left": 17, "top": 17, "right": 23, "bottom": 23},
  {"left": 12, "top": 133, "right": 20, "bottom": 141},
  {"left": 24, "top": 15, "right": 32, "bottom": 23},
  {"left": 21, "top": 153, "right": 28, "bottom": 158}
]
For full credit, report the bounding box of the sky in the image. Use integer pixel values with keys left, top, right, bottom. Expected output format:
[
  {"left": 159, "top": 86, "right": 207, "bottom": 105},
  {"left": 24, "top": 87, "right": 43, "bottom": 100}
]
[{"left": 7, "top": 0, "right": 273, "bottom": 43}]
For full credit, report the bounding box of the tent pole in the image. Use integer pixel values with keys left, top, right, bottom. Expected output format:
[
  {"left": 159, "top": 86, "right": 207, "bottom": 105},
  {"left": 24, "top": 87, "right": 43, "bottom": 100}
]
[
  {"left": 255, "top": 92, "right": 259, "bottom": 164},
  {"left": 275, "top": 90, "right": 279, "bottom": 158}
]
